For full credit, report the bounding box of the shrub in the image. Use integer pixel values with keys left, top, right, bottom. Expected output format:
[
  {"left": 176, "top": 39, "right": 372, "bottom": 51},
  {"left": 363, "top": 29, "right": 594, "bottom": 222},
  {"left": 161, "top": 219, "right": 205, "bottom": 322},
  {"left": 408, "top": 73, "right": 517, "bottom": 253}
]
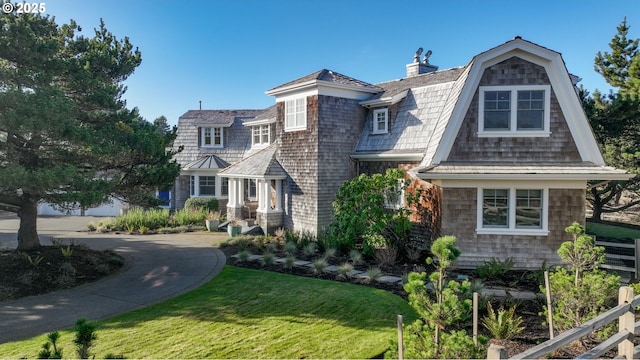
[
  {"left": 303, "top": 242, "right": 317, "bottom": 257},
  {"left": 74, "top": 318, "right": 97, "bottom": 359},
  {"left": 236, "top": 250, "right": 251, "bottom": 263},
  {"left": 540, "top": 222, "right": 620, "bottom": 333},
  {"left": 138, "top": 226, "right": 150, "bottom": 234},
  {"left": 476, "top": 257, "right": 514, "bottom": 280},
  {"left": 323, "top": 247, "right": 337, "bottom": 260},
  {"left": 184, "top": 197, "right": 219, "bottom": 213},
  {"left": 60, "top": 245, "right": 73, "bottom": 258},
  {"left": 388, "top": 236, "right": 484, "bottom": 359},
  {"left": 366, "top": 266, "right": 382, "bottom": 282},
  {"left": 349, "top": 249, "right": 363, "bottom": 265},
  {"left": 337, "top": 262, "right": 354, "bottom": 278},
  {"left": 86, "top": 222, "right": 96, "bottom": 232},
  {"left": 172, "top": 208, "right": 206, "bottom": 226},
  {"left": 284, "top": 256, "right": 295, "bottom": 269},
  {"left": 261, "top": 252, "right": 275, "bottom": 266},
  {"left": 482, "top": 301, "right": 525, "bottom": 340},
  {"left": 38, "top": 331, "right": 63, "bottom": 359},
  {"left": 283, "top": 241, "right": 297, "bottom": 256},
  {"left": 373, "top": 245, "right": 398, "bottom": 267},
  {"left": 311, "top": 258, "right": 327, "bottom": 275}
]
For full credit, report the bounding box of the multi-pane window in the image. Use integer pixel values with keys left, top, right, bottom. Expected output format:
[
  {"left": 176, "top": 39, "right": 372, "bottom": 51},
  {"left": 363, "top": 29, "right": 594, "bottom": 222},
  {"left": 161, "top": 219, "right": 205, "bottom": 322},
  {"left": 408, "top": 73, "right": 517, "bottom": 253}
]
[
  {"left": 247, "top": 179, "right": 257, "bottom": 199},
  {"left": 482, "top": 189, "right": 509, "bottom": 227},
  {"left": 252, "top": 125, "right": 270, "bottom": 146},
  {"left": 285, "top": 97, "right": 306, "bottom": 130},
  {"left": 483, "top": 91, "right": 511, "bottom": 130},
  {"left": 515, "top": 190, "right": 542, "bottom": 228},
  {"left": 221, "top": 177, "right": 229, "bottom": 197},
  {"left": 480, "top": 188, "right": 545, "bottom": 232},
  {"left": 373, "top": 108, "right": 388, "bottom": 134},
  {"left": 516, "top": 91, "right": 544, "bottom": 130},
  {"left": 199, "top": 176, "right": 216, "bottom": 196},
  {"left": 479, "top": 86, "right": 550, "bottom": 135},
  {"left": 200, "top": 127, "right": 223, "bottom": 147}
]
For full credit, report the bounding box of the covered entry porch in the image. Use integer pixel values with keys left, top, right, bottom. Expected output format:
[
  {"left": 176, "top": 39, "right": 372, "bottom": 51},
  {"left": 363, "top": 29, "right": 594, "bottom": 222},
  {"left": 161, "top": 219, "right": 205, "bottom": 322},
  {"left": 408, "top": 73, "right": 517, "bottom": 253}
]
[{"left": 219, "top": 145, "right": 287, "bottom": 234}]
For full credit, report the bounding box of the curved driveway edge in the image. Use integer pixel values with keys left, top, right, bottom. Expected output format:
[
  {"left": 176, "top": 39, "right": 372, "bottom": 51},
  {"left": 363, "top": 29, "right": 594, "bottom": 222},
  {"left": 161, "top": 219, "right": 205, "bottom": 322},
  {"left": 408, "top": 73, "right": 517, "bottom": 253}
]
[{"left": 0, "top": 231, "right": 226, "bottom": 344}]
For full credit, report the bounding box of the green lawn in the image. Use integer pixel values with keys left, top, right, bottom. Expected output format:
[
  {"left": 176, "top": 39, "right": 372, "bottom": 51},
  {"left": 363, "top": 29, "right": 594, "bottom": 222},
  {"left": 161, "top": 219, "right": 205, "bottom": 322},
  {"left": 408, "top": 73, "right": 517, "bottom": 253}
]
[
  {"left": 0, "top": 266, "right": 416, "bottom": 359},
  {"left": 586, "top": 221, "right": 640, "bottom": 240}
]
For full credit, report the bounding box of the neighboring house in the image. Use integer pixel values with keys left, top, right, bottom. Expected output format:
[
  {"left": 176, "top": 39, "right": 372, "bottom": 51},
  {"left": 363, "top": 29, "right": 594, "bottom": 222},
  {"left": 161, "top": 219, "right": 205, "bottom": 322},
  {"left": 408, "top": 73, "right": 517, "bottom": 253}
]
[{"left": 172, "top": 37, "right": 631, "bottom": 269}]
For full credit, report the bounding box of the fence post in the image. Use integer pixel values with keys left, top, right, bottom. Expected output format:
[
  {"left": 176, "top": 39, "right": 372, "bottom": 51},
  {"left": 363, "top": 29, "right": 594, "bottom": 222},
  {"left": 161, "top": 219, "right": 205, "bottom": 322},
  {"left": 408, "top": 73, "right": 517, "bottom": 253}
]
[
  {"left": 473, "top": 292, "right": 478, "bottom": 346},
  {"left": 487, "top": 344, "right": 508, "bottom": 359},
  {"left": 618, "top": 286, "right": 634, "bottom": 359},
  {"left": 635, "top": 239, "right": 640, "bottom": 280},
  {"left": 397, "top": 314, "right": 403, "bottom": 360}
]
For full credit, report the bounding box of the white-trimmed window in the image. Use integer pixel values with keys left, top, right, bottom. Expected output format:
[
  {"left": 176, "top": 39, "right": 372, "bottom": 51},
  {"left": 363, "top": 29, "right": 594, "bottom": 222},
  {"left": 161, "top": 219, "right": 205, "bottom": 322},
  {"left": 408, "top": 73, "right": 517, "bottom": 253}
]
[
  {"left": 200, "top": 127, "right": 223, "bottom": 147},
  {"left": 252, "top": 125, "right": 270, "bottom": 146},
  {"left": 477, "top": 188, "right": 548, "bottom": 235},
  {"left": 285, "top": 97, "right": 307, "bottom": 131},
  {"left": 373, "top": 108, "right": 388, "bottom": 134},
  {"left": 383, "top": 180, "right": 405, "bottom": 209},
  {"left": 478, "top": 85, "right": 551, "bottom": 137},
  {"left": 247, "top": 179, "right": 257, "bottom": 200},
  {"left": 190, "top": 175, "right": 225, "bottom": 197}
]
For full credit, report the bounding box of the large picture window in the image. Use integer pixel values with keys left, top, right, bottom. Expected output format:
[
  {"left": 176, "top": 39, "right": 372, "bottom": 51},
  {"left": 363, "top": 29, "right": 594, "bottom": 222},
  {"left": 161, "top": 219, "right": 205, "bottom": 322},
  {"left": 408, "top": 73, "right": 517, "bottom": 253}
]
[
  {"left": 478, "top": 85, "right": 550, "bottom": 136},
  {"left": 477, "top": 188, "right": 547, "bottom": 235},
  {"left": 189, "top": 175, "right": 226, "bottom": 197},
  {"left": 285, "top": 97, "right": 307, "bottom": 131}
]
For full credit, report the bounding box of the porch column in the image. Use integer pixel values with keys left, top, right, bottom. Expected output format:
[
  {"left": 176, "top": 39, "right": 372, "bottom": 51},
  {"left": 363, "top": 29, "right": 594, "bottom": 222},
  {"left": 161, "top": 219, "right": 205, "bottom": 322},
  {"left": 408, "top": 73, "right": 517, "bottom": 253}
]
[
  {"left": 274, "top": 179, "right": 282, "bottom": 212},
  {"left": 228, "top": 178, "right": 237, "bottom": 207},
  {"left": 264, "top": 179, "right": 274, "bottom": 212},
  {"left": 238, "top": 178, "right": 245, "bottom": 206}
]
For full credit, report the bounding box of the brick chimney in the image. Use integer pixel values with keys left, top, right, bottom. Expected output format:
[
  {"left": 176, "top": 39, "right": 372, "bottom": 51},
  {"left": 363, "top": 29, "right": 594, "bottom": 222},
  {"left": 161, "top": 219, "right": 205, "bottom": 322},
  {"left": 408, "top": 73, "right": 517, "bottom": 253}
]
[{"left": 406, "top": 48, "right": 438, "bottom": 77}]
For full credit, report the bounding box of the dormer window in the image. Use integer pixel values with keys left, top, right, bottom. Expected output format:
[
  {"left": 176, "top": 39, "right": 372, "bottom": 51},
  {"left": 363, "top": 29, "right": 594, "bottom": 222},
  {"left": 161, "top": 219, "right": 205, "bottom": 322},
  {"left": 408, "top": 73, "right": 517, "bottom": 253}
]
[
  {"left": 478, "top": 85, "right": 551, "bottom": 137},
  {"left": 373, "top": 108, "right": 388, "bottom": 134},
  {"left": 252, "top": 125, "right": 270, "bottom": 147},
  {"left": 200, "top": 127, "right": 223, "bottom": 148},
  {"left": 285, "top": 97, "right": 307, "bottom": 131}
]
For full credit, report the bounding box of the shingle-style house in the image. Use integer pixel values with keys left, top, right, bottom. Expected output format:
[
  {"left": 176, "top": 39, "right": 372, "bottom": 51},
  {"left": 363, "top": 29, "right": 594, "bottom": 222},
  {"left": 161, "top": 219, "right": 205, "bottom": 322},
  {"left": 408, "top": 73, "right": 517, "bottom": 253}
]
[{"left": 171, "top": 37, "right": 630, "bottom": 269}]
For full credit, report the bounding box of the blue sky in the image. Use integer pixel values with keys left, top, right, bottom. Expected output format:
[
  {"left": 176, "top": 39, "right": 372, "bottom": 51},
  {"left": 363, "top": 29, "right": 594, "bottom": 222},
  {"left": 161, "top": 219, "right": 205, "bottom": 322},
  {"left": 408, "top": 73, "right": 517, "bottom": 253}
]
[{"left": 45, "top": 0, "right": 640, "bottom": 126}]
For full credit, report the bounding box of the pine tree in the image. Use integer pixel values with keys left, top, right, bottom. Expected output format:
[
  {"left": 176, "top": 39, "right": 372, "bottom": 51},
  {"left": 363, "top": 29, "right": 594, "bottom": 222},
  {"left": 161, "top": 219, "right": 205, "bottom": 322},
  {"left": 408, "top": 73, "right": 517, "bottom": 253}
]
[
  {"left": 0, "top": 12, "right": 180, "bottom": 250},
  {"left": 594, "top": 17, "right": 640, "bottom": 96}
]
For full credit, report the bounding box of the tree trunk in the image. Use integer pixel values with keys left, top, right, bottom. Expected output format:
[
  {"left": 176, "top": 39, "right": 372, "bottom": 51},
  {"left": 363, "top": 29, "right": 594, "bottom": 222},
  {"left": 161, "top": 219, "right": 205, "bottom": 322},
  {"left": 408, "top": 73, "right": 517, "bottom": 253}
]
[
  {"left": 591, "top": 205, "right": 603, "bottom": 221},
  {"left": 17, "top": 197, "right": 41, "bottom": 251}
]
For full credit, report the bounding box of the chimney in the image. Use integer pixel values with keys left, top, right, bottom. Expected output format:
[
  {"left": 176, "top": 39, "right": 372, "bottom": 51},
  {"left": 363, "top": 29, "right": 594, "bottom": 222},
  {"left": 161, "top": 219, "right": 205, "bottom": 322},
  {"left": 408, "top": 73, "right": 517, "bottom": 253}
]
[{"left": 406, "top": 48, "right": 438, "bottom": 77}]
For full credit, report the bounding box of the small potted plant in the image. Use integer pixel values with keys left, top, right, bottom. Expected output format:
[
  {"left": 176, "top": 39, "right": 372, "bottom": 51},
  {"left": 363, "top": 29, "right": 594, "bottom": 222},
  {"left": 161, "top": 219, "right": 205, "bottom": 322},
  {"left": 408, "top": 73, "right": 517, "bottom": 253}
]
[
  {"left": 227, "top": 219, "right": 242, "bottom": 237},
  {"left": 205, "top": 211, "right": 220, "bottom": 232}
]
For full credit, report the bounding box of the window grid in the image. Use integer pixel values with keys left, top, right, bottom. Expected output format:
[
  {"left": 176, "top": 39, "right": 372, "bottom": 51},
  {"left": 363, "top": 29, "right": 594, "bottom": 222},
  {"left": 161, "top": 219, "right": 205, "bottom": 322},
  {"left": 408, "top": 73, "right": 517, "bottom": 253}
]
[
  {"left": 199, "top": 176, "right": 216, "bottom": 196},
  {"left": 201, "top": 127, "right": 223, "bottom": 147},
  {"left": 483, "top": 91, "right": 511, "bottom": 130},
  {"left": 285, "top": 98, "right": 306, "bottom": 130},
  {"left": 373, "top": 108, "right": 388, "bottom": 134},
  {"left": 482, "top": 189, "right": 509, "bottom": 227},
  {"left": 479, "top": 85, "right": 550, "bottom": 135},
  {"left": 516, "top": 91, "right": 544, "bottom": 130},
  {"left": 515, "top": 189, "right": 542, "bottom": 228}
]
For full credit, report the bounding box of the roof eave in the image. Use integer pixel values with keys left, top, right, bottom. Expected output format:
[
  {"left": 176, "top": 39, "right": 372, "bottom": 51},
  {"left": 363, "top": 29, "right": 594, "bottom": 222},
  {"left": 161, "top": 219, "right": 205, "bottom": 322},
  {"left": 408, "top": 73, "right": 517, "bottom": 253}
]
[
  {"left": 413, "top": 173, "right": 633, "bottom": 181},
  {"left": 351, "top": 152, "right": 424, "bottom": 161}
]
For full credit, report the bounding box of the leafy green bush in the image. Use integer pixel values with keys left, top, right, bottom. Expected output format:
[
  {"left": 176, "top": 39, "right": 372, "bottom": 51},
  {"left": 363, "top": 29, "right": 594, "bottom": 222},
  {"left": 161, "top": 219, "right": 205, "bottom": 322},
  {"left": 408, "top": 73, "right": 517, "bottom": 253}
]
[
  {"left": 184, "top": 197, "right": 219, "bottom": 213},
  {"left": 38, "top": 331, "right": 63, "bottom": 359},
  {"left": 482, "top": 302, "right": 525, "bottom": 340},
  {"left": 476, "top": 257, "right": 514, "bottom": 280},
  {"left": 74, "top": 318, "right": 97, "bottom": 359}
]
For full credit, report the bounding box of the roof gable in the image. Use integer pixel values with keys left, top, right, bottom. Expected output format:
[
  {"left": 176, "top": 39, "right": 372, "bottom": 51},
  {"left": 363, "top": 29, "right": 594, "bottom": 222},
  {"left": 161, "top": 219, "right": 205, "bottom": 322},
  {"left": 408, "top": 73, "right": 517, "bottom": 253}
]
[
  {"left": 432, "top": 37, "right": 605, "bottom": 166},
  {"left": 219, "top": 144, "right": 287, "bottom": 179}
]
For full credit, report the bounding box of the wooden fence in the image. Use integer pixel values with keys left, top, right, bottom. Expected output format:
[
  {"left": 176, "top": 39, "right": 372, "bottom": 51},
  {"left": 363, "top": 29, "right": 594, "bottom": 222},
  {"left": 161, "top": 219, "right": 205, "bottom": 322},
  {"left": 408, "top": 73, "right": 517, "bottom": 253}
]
[
  {"left": 488, "top": 286, "right": 640, "bottom": 359},
  {"left": 595, "top": 237, "right": 640, "bottom": 281}
]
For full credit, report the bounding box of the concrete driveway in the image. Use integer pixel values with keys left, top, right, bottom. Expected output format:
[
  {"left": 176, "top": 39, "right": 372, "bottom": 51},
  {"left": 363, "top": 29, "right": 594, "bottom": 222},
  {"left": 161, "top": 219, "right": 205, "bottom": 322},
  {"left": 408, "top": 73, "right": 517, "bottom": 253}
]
[{"left": 0, "top": 215, "right": 227, "bottom": 344}]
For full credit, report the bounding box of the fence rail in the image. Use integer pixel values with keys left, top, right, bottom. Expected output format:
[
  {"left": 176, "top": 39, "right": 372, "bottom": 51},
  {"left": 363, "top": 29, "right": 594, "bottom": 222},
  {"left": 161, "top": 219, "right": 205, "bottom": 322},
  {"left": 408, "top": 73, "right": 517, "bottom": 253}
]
[
  {"left": 595, "top": 237, "right": 640, "bottom": 281},
  {"left": 488, "top": 287, "right": 640, "bottom": 359}
]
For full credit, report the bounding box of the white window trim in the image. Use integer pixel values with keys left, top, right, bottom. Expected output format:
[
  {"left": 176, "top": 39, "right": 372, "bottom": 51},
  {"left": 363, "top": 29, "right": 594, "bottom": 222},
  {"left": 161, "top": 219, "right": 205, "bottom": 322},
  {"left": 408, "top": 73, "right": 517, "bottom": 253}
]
[
  {"left": 284, "top": 97, "right": 307, "bottom": 132},
  {"left": 251, "top": 124, "right": 270, "bottom": 148},
  {"left": 478, "top": 85, "right": 551, "bottom": 137},
  {"left": 475, "top": 187, "right": 549, "bottom": 236},
  {"left": 200, "top": 127, "right": 224, "bottom": 148},
  {"left": 372, "top": 108, "right": 389, "bottom": 134}
]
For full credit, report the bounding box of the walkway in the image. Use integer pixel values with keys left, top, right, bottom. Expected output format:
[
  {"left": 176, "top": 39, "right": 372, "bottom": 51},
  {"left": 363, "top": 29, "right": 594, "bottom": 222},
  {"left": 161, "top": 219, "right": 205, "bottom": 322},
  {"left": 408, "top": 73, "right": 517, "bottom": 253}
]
[{"left": 0, "top": 215, "right": 226, "bottom": 344}]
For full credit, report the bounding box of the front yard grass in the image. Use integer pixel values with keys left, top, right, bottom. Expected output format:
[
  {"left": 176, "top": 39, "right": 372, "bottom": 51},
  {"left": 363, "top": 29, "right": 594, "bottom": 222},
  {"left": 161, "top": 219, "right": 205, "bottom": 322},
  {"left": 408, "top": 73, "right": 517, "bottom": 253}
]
[
  {"left": 0, "top": 266, "right": 416, "bottom": 359},
  {"left": 586, "top": 220, "right": 640, "bottom": 239}
]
